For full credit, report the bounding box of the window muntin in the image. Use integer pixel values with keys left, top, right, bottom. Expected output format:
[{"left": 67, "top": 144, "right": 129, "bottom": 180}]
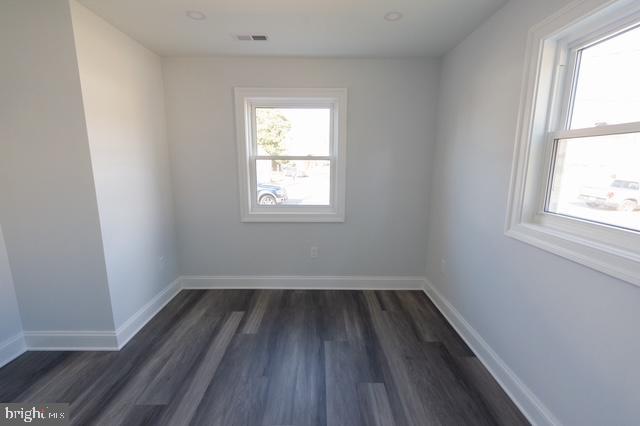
[
  {"left": 235, "top": 88, "right": 347, "bottom": 222},
  {"left": 545, "top": 19, "right": 640, "bottom": 232}
]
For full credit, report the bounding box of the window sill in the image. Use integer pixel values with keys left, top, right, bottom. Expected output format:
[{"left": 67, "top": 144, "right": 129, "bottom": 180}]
[
  {"left": 241, "top": 211, "right": 345, "bottom": 223},
  {"left": 505, "top": 220, "right": 640, "bottom": 288}
]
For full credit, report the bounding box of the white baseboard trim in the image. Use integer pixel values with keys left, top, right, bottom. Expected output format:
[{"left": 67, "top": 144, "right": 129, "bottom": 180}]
[
  {"left": 21, "top": 277, "right": 182, "bottom": 352},
  {"left": 23, "top": 330, "right": 118, "bottom": 351},
  {"left": 0, "top": 333, "right": 27, "bottom": 368},
  {"left": 180, "top": 275, "right": 426, "bottom": 290},
  {"left": 115, "top": 278, "right": 181, "bottom": 349},
  {"left": 422, "top": 278, "right": 560, "bottom": 426},
  {"left": 14, "top": 276, "right": 420, "bottom": 353}
]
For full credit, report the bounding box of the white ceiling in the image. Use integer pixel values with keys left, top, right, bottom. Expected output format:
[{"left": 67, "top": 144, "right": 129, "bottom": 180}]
[{"left": 78, "top": 0, "right": 507, "bottom": 57}]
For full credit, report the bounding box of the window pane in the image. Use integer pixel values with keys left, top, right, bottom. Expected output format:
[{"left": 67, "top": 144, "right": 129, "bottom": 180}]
[
  {"left": 256, "top": 160, "right": 330, "bottom": 206},
  {"left": 256, "top": 108, "right": 331, "bottom": 156},
  {"left": 546, "top": 132, "right": 640, "bottom": 231},
  {"left": 570, "top": 24, "right": 640, "bottom": 129}
]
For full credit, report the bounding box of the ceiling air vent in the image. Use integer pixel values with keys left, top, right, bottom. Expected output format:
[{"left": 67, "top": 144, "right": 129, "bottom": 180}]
[{"left": 235, "top": 34, "right": 269, "bottom": 41}]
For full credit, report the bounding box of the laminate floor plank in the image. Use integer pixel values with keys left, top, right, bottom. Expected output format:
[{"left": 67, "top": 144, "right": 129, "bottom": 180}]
[
  {"left": 0, "top": 352, "right": 70, "bottom": 402},
  {"left": 17, "top": 351, "right": 117, "bottom": 404},
  {"left": 242, "top": 290, "right": 274, "bottom": 334},
  {"left": 120, "top": 404, "right": 165, "bottom": 426},
  {"left": 194, "top": 291, "right": 287, "bottom": 425},
  {"left": 93, "top": 292, "right": 230, "bottom": 424},
  {"left": 358, "top": 383, "right": 396, "bottom": 426},
  {"left": 193, "top": 375, "right": 268, "bottom": 426},
  {"left": 394, "top": 291, "right": 441, "bottom": 342},
  {"left": 162, "top": 311, "right": 244, "bottom": 426},
  {"left": 136, "top": 291, "right": 229, "bottom": 405},
  {"left": 261, "top": 298, "right": 326, "bottom": 426},
  {"left": 319, "top": 290, "right": 349, "bottom": 341},
  {"left": 362, "top": 291, "right": 433, "bottom": 426},
  {"left": 325, "top": 340, "right": 377, "bottom": 426},
  {"left": 409, "top": 341, "right": 497, "bottom": 426},
  {"left": 453, "top": 357, "right": 529, "bottom": 426},
  {"left": 0, "top": 290, "right": 529, "bottom": 426},
  {"left": 398, "top": 291, "right": 474, "bottom": 357},
  {"left": 375, "top": 291, "right": 405, "bottom": 312},
  {"left": 68, "top": 290, "right": 204, "bottom": 424}
]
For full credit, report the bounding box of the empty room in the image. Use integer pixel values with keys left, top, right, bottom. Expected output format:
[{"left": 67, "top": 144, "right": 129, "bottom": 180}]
[{"left": 1, "top": 0, "right": 639, "bottom": 424}]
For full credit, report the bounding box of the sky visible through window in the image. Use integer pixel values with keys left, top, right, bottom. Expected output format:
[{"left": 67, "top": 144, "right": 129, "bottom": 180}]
[{"left": 570, "top": 24, "right": 640, "bottom": 128}]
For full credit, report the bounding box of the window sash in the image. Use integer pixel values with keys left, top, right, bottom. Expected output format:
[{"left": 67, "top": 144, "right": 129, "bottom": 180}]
[
  {"left": 249, "top": 157, "right": 336, "bottom": 210},
  {"left": 248, "top": 103, "right": 336, "bottom": 210},
  {"left": 536, "top": 129, "right": 640, "bottom": 262},
  {"left": 541, "top": 15, "right": 640, "bottom": 231},
  {"left": 556, "top": 12, "right": 640, "bottom": 131},
  {"left": 541, "top": 125, "right": 640, "bottom": 229},
  {"left": 248, "top": 102, "right": 337, "bottom": 159}
]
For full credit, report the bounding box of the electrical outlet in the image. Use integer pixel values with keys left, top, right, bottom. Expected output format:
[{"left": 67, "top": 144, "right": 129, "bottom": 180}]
[{"left": 310, "top": 246, "right": 319, "bottom": 259}]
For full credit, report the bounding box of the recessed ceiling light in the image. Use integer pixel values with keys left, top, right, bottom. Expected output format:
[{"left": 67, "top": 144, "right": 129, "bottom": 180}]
[
  {"left": 384, "top": 11, "right": 403, "bottom": 22},
  {"left": 186, "top": 10, "right": 206, "bottom": 20}
]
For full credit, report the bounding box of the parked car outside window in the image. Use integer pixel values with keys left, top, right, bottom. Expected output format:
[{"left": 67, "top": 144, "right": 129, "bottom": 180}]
[
  {"left": 257, "top": 183, "right": 287, "bottom": 205},
  {"left": 579, "top": 179, "right": 640, "bottom": 211}
]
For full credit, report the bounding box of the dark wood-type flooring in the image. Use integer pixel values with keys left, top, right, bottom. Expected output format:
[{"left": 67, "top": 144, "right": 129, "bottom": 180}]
[{"left": 0, "top": 290, "right": 529, "bottom": 425}]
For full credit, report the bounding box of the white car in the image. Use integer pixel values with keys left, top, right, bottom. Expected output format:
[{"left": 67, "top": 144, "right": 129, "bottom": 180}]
[{"left": 579, "top": 179, "right": 640, "bottom": 211}]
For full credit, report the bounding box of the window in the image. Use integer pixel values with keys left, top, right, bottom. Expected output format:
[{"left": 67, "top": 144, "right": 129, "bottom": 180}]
[
  {"left": 235, "top": 88, "right": 347, "bottom": 222},
  {"left": 546, "top": 23, "right": 640, "bottom": 231},
  {"left": 507, "top": 0, "right": 640, "bottom": 287}
]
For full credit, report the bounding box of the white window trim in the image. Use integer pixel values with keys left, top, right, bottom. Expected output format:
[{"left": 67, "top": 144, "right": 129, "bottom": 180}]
[
  {"left": 234, "top": 87, "right": 347, "bottom": 222},
  {"left": 506, "top": 0, "right": 640, "bottom": 288}
]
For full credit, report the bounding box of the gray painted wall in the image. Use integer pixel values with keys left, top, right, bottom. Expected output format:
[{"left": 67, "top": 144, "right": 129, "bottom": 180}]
[
  {"left": 163, "top": 57, "right": 440, "bottom": 276},
  {"left": 0, "top": 225, "right": 22, "bottom": 345},
  {"left": 426, "top": 0, "right": 640, "bottom": 423},
  {"left": 71, "top": 2, "right": 179, "bottom": 329},
  {"left": 0, "top": 0, "right": 115, "bottom": 332}
]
